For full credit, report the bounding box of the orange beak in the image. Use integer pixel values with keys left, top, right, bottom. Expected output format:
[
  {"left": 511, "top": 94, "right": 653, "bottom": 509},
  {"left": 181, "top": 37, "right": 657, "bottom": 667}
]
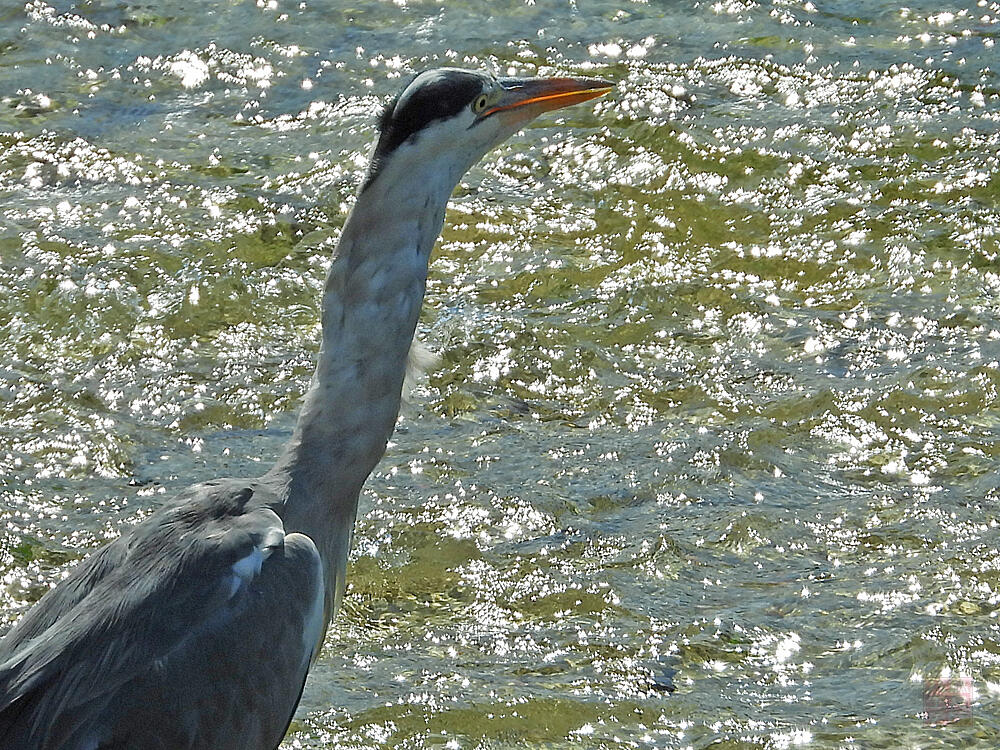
[{"left": 482, "top": 75, "right": 614, "bottom": 118}]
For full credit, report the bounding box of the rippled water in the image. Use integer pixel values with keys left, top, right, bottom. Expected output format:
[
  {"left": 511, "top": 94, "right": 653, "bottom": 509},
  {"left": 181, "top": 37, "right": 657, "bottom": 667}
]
[{"left": 3, "top": 0, "right": 1000, "bottom": 747}]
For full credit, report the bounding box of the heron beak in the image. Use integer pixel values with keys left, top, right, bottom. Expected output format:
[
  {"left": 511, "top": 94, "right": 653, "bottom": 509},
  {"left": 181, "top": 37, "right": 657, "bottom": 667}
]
[{"left": 483, "top": 76, "right": 615, "bottom": 119}]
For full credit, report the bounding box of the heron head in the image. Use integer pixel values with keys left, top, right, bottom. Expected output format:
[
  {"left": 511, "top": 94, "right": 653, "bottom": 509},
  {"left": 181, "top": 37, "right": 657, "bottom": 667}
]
[{"left": 362, "top": 67, "right": 613, "bottom": 192}]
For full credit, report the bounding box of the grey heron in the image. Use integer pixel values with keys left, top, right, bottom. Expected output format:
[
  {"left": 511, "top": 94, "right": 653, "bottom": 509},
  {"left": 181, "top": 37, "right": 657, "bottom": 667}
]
[{"left": 0, "top": 68, "right": 612, "bottom": 749}]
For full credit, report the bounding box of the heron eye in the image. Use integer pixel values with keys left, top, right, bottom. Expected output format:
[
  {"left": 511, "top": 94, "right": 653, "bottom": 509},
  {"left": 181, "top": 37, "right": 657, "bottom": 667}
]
[{"left": 472, "top": 94, "right": 490, "bottom": 114}]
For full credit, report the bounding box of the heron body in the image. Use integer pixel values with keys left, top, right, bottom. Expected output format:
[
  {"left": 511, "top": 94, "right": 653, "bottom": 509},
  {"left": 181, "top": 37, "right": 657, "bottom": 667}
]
[{"left": 0, "top": 69, "right": 611, "bottom": 749}]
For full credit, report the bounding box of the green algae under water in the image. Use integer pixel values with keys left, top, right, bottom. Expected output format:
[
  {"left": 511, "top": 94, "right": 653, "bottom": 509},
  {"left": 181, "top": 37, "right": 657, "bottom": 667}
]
[{"left": 2, "top": 1, "right": 1000, "bottom": 747}]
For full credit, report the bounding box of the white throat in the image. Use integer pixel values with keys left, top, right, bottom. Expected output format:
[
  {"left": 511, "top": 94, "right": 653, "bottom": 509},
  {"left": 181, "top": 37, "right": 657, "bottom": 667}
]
[{"left": 269, "top": 147, "right": 459, "bottom": 556}]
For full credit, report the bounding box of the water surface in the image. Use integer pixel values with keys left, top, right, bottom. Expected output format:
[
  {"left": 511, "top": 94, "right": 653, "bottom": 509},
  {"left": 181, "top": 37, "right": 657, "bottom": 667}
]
[{"left": 2, "top": 0, "right": 999, "bottom": 747}]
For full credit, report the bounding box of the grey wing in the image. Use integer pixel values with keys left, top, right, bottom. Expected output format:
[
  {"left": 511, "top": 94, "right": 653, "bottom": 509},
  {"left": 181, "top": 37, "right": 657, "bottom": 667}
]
[
  {"left": 103, "top": 531, "right": 325, "bottom": 750},
  {"left": 0, "top": 483, "right": 325, "bottom": 750},
  {"left": 0, "top": 535, "right": 130, "bottom": 654}
]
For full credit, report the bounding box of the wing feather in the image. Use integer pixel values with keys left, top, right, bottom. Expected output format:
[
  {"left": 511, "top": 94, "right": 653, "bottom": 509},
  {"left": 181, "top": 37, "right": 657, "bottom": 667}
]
[{"left": 0, "top": 481, "right": 325, "bottom": 750}]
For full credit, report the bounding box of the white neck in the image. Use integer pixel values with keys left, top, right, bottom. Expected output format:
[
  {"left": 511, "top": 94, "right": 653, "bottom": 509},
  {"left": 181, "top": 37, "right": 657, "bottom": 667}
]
[{"left": 266, "top": 158, "right": 458, "bottom": 602}]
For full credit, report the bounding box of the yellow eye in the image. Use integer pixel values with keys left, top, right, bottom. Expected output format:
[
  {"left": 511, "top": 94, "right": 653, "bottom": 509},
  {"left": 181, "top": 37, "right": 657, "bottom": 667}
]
[{"left": 472, "top": 93, "right": 490, "bottom": 114}]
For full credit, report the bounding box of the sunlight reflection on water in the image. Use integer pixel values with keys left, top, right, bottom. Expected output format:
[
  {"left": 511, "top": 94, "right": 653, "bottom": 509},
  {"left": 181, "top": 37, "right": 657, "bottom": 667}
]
[{"left": 2, "top": 0, "right": 1000, "bottom": 747}]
